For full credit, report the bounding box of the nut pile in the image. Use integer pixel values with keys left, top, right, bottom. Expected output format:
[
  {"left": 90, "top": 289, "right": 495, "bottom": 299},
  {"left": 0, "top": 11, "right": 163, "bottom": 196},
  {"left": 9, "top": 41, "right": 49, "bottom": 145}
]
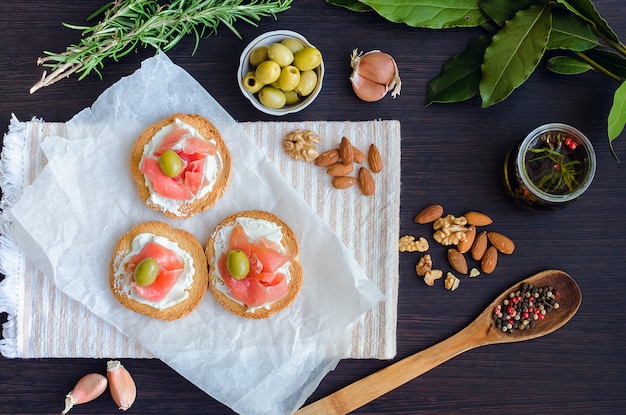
[
  {"left": 314, "top": 136, "right": 383, "bottom": 197},
  {"left": 281, "top": 129, "right": 384, "bottom": 197},
  {"left": 401, "top": 204, "right": 517, "bottom": 291}
]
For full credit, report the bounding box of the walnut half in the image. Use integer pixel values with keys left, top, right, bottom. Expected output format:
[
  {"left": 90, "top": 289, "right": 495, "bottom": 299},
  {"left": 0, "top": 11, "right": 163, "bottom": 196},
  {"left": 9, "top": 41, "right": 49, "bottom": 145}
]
[
  {"left": 415, "top": 254, "right": 433, "bottom": 277},
  {"left": 282, "top": 129, "right": 321, "bottom": 162},
  {"left": 444, "top": 272, "right": 460, "bottom": 291},
  {"left": 423, "top": 269, "right": 443, "bottom": 286},
  {"left": 433, "top": 214, "right": 470, "bottom": 246},
  {"left": 399, "top": 235, "right": 429, "bottom": 252}
]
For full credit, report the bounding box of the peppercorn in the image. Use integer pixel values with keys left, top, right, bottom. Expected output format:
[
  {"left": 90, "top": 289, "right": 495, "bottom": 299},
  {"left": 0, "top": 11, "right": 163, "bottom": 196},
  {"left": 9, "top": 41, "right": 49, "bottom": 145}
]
[{"left": 492, "top": 283, "right": 560, "bottom": 334}]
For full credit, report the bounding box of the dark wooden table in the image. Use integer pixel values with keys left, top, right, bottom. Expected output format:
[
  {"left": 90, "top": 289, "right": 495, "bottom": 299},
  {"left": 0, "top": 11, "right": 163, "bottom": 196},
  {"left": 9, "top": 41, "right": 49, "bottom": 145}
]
[{"left": 2, "top": 1, "right": 625, "bottom": 414}]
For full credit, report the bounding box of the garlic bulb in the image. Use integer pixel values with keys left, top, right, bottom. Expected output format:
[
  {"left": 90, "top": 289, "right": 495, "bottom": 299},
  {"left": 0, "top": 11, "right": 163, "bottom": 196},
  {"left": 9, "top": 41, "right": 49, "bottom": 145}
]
[{"left": 350, "top": 49, "right": 402, "bottom": 102}]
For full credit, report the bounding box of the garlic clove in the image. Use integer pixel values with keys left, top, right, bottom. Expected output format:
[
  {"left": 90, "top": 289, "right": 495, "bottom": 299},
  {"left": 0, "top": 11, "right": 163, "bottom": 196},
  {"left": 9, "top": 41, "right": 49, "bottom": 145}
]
[
  {"left": 350, "top": 49, "right": 402, "bottom": 101},
  {"left": 62, "top": 373, "right": 108, "bottom": 414},
  {"left": 107, "top": 360, "right": 137, "bottom": 411},
  {"left": 350, "top": 71, "right": 388, "bottom": 102}
]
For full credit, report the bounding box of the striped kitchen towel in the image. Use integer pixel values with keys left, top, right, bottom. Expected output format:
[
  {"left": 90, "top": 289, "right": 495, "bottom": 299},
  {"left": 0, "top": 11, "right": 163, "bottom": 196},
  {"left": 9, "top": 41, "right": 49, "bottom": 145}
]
[{"left": 0, "top": 116, "right": 400, "bottom": 360}]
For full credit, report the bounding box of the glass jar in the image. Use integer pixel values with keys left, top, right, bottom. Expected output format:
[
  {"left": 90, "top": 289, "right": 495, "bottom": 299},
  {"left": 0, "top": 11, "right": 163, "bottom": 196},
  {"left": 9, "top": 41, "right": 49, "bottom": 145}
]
[{"left": 503, "top": 123, "right": 596, "bottom": 211}]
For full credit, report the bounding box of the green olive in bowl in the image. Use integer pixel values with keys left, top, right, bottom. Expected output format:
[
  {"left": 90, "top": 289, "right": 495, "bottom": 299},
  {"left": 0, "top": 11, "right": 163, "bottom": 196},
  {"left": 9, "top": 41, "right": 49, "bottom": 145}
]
[{"left": 238, "top": 30, "right": 324, "bottom": 115}]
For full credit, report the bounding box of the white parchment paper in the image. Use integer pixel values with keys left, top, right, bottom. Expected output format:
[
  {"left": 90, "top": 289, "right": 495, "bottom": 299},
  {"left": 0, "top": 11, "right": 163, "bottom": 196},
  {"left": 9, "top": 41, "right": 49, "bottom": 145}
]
[{"left": 9, "top": 53, "right": 382, "bottom": 415}]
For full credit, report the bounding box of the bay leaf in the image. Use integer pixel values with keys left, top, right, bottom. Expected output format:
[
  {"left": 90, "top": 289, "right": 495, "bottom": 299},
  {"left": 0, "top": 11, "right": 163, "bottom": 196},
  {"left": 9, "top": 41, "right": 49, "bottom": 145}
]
[
  {"left": 479, "top": 4, "right": 551, "bottom": 107},
  {"left": 547, "top": 7, "right": 598, "bottom": 51},
  {"left": 555, "top": 0, "right": 620, "bottom": 44},
  {"left": 425, "top": 35, "right": 491, "bottom": 105},
  {"left": 580, "top": 48, "right": 626, "bottom": 79},
  {"left": 546, "top": 55, "right": 592, "bottom": 75},
  {"left": 478, "top": 0, "right": 539, "bottom": 27},
  {"left": 360, "top": 0, "right": 488, "bottom": 29},
  {"left": 608, "top": 80, "right": 626, "bottom": 160},
  {"left": 325, "top": 0, "right": 373, "bottom": 12}
]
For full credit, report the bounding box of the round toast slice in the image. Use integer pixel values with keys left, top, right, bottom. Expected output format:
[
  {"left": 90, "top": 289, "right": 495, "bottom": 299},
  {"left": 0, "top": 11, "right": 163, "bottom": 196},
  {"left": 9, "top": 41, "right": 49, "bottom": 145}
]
[
  {"left": 205, "top": 210, "right": 303, "bottom": 319},
  {"left": 131, "top": 113, "right": 232, "bottom": 218},
  {"left": 110, "top": 221, "right": 209, "bottom": 321}
]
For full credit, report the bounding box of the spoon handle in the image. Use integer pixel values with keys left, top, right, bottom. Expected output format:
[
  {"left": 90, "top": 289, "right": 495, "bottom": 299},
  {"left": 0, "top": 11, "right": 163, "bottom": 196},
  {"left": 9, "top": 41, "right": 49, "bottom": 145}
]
[{"left": 295, "top": 321, "right": 490, "bottom": 415}]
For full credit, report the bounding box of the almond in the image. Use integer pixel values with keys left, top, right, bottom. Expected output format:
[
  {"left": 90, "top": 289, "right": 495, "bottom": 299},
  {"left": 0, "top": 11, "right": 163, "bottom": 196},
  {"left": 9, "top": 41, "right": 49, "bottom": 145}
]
[
  {"left": 463, "top": 211, "right": 493, "bottom": 226},
  {"left": 480, "top": 246, "right": 498, "bottom": 274},
  {"left": 353, "top": 146, "right": 366, "bottom": 164},
  {"left": 487, "top": 232, "right": 515, "bottom": 255},
  {"left": 332, "top": 176, "right": 357, "bottom": 189},
  {"left": 471, "top": 231, "right": 488, "bottom": 261},
  {"left": 457, "top": 225, "right": 475, "bottom": 253},
  {"left": 358, "top": 167, "right": 375, "bottom": 196},
  {"left": 447, "top": 248, "right": 468, "bottom": 274},
  {"left": 368, "top": 143, "right": 383, "bottom": 173},
  {"left": 314, "top": 148, "right": 340, "bottom": 167},
  {"left": 414, "top": 204, "right": 444, "bottom": 224},
  {"left": 339, "top": 136, "right": 354, "bottom": 164},
  {"left": 327, "top": 162, "right": 353, "bottom": 176}
]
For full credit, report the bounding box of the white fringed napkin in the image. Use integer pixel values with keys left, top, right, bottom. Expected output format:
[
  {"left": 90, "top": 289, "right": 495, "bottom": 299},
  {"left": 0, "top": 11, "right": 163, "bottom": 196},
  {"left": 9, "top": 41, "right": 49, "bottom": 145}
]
[{"left": 0, "top": 116, "right": 400, "bottom": 360}]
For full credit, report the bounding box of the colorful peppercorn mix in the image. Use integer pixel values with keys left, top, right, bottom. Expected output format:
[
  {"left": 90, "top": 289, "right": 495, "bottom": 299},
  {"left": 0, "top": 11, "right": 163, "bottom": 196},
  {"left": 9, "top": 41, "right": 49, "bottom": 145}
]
[{"left": 493, "top": 283, "right": 560, "bottom": 333}]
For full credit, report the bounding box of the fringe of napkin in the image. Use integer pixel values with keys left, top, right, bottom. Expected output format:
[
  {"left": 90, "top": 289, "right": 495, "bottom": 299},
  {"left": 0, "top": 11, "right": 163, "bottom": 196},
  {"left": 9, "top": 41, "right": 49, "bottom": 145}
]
[
  {"left": 0, "top": 115, "right": 25, "bottom": 358},
  {"left": 0, "top": 117, "right": 153, "bottom": 359},
  {"left": 0, "top": 117, "right": 400, "bottom": 360},
  {"left": 0, "top": 115, "right": 50, "bottom": 358}
]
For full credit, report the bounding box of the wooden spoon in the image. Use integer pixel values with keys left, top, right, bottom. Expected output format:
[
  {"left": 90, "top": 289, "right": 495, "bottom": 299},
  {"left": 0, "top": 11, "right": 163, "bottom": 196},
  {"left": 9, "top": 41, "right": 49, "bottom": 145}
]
[{"left": 296, "top": 269, "right": 581, "bottom": 415}]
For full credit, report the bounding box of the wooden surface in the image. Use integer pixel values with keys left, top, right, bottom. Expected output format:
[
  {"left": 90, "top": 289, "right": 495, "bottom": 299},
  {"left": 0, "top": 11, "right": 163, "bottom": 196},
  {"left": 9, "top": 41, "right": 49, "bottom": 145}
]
[
  {"left": 295, "top": 270, "right": 583, "bottom": 415},
  {"left": 1, "top": 1, "right": 625, "bottom": 414}
]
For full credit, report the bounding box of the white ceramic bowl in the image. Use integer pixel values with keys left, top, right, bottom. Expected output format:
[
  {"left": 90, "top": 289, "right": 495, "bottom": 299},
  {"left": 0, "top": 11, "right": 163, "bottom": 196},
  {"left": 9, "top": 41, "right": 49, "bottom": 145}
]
[{"left": 237, "top": 30, "right": 324, "bottom": 116}]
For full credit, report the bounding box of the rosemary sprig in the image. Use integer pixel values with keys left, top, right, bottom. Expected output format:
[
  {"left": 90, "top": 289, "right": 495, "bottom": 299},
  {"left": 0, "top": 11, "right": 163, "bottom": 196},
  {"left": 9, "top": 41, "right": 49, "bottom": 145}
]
[
  {"left": 30, "top": 0, "right": 293, "bottom": 93},
  {"left": 528, "top": 147, "right": 582, "bottom": 193}
]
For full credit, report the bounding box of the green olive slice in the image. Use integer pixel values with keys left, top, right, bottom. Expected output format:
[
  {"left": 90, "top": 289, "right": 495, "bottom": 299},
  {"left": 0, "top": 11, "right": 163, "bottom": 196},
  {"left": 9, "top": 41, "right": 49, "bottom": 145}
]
[
  {"left": 158, "top": 150, "right": 183, "bottom": 178},
  {"left": 249, "top": 46, "right": 269, "bottom": 67},
  {"left": 283, "top": 90, "right": 301, "bottom": 106},
  {"left": 294, "top": 70, "right": 318, "bottom": 97},
  {"left": 226, "top": 250, "right": 250, "bottom": 280},
  {"left": 268, "top": 42, "right": 294, "bottom": 67},
  {"left": 258, "top": 86, "right": 287, "bottom": 109},
  {"left": 254, "top": 60, "right": 281, "bottom": 85},
  {"left": 278, "top": 66, "right": 300, "bottom": 92},
  {"left": 281, "top": 38, "right": 305, "bottom": 54},
  {"left": 242, "top": 72, "right": 264, "bottom": 93},
  {"left": 293, "top": 47, "right": 322, "bottom": 71},
  {"left": 134, "top": 258, "right": 159, "bottom": 287}
]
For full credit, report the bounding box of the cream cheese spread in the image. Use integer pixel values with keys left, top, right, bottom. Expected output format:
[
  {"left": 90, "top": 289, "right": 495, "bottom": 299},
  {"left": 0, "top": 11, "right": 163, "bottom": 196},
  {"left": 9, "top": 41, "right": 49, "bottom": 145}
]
[
  {"left": 114, "top": 232, "right": 195, "bottom": 310},
  {"left": 140, "top": 118, "right": 223, "bottom": 217},
  {"left": 213, "top": 217, "right": 291, "bottom": 311}
]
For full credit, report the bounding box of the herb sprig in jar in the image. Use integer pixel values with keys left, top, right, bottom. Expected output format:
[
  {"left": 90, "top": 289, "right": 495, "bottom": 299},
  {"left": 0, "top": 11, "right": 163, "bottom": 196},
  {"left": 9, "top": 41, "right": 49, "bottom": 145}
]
[{"left": 527, "top": 132, "right": 584, "bottom": 194}]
